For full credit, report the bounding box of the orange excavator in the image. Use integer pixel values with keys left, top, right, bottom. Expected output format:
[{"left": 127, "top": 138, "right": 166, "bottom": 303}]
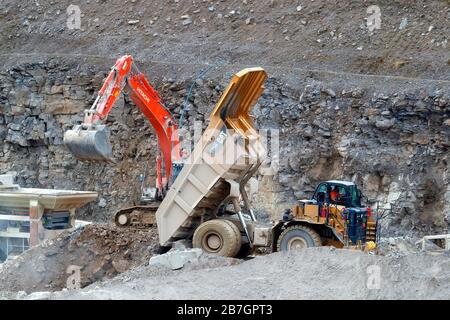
[{"left": 64, "top": 55, "right": 183, "bottom": 227}]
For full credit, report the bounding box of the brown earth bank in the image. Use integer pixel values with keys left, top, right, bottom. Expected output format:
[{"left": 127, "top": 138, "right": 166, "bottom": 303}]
[
  {"left": 0, "top": 224, "right": 159, "bottom": 292},
  {"left": 0, "top": 0, "right": 449, "bottom": 79}
]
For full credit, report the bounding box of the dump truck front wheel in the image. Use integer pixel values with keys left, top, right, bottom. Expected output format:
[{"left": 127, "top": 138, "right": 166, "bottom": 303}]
[
  {"left": 276, "top": 225, "right": 322, "bottom": 252},
  {"left": 193, "top": 219, "right": 242, "bottom": 257}
]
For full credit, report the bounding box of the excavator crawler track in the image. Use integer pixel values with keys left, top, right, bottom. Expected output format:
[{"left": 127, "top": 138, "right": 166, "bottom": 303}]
[{"left": 114, "top": 203, "right": 160, "bottom": 229}]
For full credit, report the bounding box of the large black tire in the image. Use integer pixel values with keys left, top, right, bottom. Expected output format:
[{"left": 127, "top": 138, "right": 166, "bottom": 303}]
[
  {"left": 276, "top": 225, "right": 322, "bottom": 252},
  {"left": 193, "top": 219, "right": 242, "bottom": 257},
  {"left": 222, "top": 219, "right": 243, "bottom": 257}
]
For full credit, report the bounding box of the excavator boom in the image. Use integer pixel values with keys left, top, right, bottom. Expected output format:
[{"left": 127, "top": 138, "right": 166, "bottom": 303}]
[{"left": 64, "top": 55, "right": 181, "bottom": 193}]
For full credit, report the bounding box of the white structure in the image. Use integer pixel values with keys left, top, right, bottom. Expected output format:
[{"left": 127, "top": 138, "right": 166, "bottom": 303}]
[
  {"left": 416, "top": 234, "right": 450, "bottom": 251},
  {"left": 0, "top": 174, "right": 97, "bottom": 262}
]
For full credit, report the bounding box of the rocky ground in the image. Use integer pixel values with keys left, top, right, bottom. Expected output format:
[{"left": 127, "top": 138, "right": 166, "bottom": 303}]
[
  {"left": 0, "top": 0, "right": 449, "bottom": 300},
  {"left": 2, "top": 245, "right": 449, "bottom": 300},
  {"left": 0, "top": 224, "right": 159, "bottom": 292},
  {"left": 0, "top": 225, "right": 448, "bottom": 300}
]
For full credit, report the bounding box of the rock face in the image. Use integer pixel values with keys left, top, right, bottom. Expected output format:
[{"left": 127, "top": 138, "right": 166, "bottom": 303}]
[
  {"left": 253, "top": 79, "right": 450, "bottom": 236},
  {"left": 0, "top": 60, "right": 216, "bottom": 222},
  {"left": 0, "top": 60, "right": 449, "bottom": 236}
]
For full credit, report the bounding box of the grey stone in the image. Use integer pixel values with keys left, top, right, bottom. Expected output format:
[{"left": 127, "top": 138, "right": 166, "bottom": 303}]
[
  {"left": 399, "top": 17, "right": 408, "bottom": 30},
  {"left": 375, "top": 118, "right": 395, "bottom": 130},
  {"left": 322, "top": 88, "right": 336, "bottom": 98},
  {"left": 318, "top": 129, "right": 332, "bottom": 137},
  {"left": 181, "top": 15, "right": 192, "bottom": 26},
  {"left": 6, "top": 130, "right": 28, "bottom": 146},
  {"left": 23, "top": 291, "right": 52, "bottom": 300},
  {"left": 149, "top": 248, "right": 203, "bottom": 270},
  {"left": 98, "top": 198, "right": 107, "bottom": 208},
  {"left": 173, "top": 240, "right": 192, "bottom": 250}
]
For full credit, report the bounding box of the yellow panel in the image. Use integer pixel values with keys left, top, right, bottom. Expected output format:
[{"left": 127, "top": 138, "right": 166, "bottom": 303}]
[
  {"left": 304, "top": 204, "right": 319, "bottom": 219},
  {"left": 209, "top": 68, "right": 267, "bottom": 136}
]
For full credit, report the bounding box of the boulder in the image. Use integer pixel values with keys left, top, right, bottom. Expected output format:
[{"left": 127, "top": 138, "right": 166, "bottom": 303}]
[{"left": 149, "top": 248, "right": 203, "bottom": 270}]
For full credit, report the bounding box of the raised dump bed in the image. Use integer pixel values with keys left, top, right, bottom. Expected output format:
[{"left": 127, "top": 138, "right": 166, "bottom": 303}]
[{"left": 156, "top": 68, "right": 268, "bottom": 250}]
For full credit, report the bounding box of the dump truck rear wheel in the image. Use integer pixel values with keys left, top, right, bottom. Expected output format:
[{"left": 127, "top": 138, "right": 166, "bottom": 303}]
[
  {"left": 193, "top": 219, "right": 242, "bottom": 257},
  {"left": 276, "top": 225, "right": 322, "bottom": 252}
]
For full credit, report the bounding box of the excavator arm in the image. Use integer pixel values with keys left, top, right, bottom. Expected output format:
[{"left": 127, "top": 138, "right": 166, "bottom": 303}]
[{"left": 64, "top": 55, "right": 181, "bottom": 197}]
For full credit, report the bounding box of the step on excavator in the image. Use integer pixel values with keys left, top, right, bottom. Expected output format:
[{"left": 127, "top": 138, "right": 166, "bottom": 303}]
[{"left": 64, "top": 55, "right": 183, "bottom": 228}]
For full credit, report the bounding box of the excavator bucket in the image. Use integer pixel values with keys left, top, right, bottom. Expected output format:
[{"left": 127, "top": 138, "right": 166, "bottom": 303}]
[{"left": 63, "top": 124, "right": 113, "bottom": 161}]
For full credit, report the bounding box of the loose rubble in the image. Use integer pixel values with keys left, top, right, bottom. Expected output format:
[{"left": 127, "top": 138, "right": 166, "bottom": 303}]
[
  {"left": 13, "top": 247, "right": 450, "bottom": 300},
  {"left": 0, "top": 224, "right": 159, "bottom": 293}
]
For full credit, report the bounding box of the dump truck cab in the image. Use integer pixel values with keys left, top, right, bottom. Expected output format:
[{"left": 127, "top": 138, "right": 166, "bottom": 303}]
[
  {"left": 312, "top": 180, "right": 362, "bottom": 208},
  {"left": 272, "top": 180, "right": 378, "bottom": 252}
]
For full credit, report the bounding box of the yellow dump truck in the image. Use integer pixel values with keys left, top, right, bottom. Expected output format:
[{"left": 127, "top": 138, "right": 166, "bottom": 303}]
[
  {"left": 155, "top": 68, "right": 271, "bottom": 257},
  {"left": 155, "top": 69, "right": 379, "bottom": 257}
]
